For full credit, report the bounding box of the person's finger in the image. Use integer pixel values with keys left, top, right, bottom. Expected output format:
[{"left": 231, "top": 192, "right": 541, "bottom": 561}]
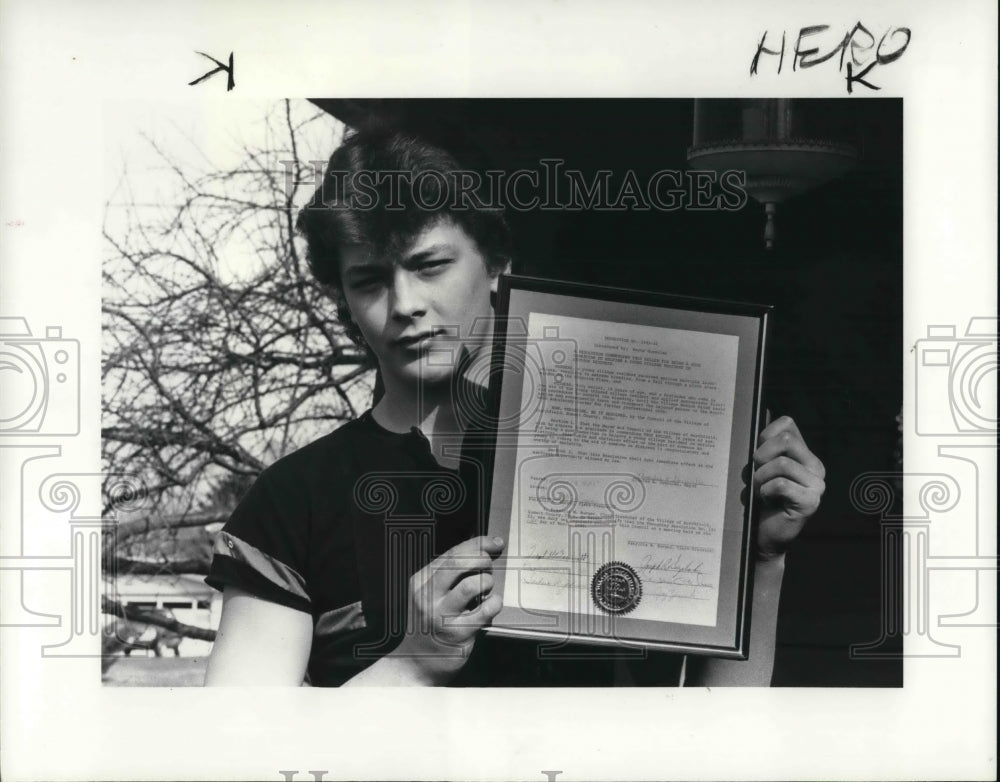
[
  {"left": 445, "top": 591, "right": 503, "bottom": 631},
  {"left": 409, "top": 537, "right": 502, "bottom": 603},
  {"left": 431, "top": 536, "right": 504, "bottom": 573},
  {"left": 430, "top": 552, "right": 492, "bottom": 595},
  {"left": 754, "top": 422, "right": 825, "bottom": 479},
  {"left": 449, "top": 535, "right": 505, "bottom": 556},
  {"left": 757, "top": 475, "right": 822, "bottom": 517},
  {"left": 440, "top": 571, "right": 495, "bottom": 616},
  {"left": 753, "top": 455, "right": 826, "bottom": 495},
  {"left": 428, "top": 536, "right": 503, "bottom": 592},
  {"left": 757, "top": 414, "right": 801, "bottom": 444}
]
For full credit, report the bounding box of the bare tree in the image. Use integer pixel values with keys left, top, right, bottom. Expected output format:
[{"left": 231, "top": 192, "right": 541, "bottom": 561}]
[{"left": 102, "top": 101, "right": 371, "bottom": 596}]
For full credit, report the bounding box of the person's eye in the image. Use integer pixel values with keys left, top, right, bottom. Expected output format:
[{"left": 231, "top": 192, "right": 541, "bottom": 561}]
[
  {"left": 348, "top": 276, "right": 383, "bottom": 292},
  {"left": 419, "top": 259, "right": 451, "bottom": 274}
]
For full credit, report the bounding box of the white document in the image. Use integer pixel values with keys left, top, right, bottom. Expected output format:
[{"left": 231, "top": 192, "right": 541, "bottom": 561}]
[{"left": 504, "top": 312, "right": 740, "bottom": 627}]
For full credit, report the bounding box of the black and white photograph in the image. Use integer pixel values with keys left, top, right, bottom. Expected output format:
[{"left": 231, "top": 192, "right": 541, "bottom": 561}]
[
  {"left": 1, "top": 3, "right": 996, "bottom": 781},
  {"left": 99, "top": 97, "right": 897, "bottom": 689}
]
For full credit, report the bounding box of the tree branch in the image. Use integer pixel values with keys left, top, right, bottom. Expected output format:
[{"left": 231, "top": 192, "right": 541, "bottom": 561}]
[{"left": 103, "top": 595, "right": 217, "bottom": 642}]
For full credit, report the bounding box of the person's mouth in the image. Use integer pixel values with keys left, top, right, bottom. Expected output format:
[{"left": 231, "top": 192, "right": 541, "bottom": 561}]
[{"left": 392, "top": 329, "right": 442, "bottom": 349}]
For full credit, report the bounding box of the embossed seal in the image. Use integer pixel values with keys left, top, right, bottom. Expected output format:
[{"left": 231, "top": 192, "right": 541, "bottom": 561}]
[{"left": 591, "top": 561, "right": 642, "bottom": 614}]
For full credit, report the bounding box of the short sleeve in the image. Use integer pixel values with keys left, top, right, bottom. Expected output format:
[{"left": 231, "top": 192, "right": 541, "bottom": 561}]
[{"left": 205, "top": 469, "right": 312, "bottom": 614}]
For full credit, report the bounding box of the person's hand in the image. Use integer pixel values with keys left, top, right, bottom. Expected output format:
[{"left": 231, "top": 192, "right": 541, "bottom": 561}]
[
  {"left": 752, "top": 416, "right": 825, "bottom": 561},
  {"left": 390, "top": 535, "right": 504, "bottom": 684}
]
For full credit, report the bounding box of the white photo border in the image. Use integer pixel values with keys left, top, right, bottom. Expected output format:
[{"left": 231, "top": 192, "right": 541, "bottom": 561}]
[{"left": 1, "top": 2, "right": 995, "bottom": 780}]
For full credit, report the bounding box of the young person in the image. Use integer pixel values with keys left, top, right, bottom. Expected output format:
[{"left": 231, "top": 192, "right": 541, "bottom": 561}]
[{"left": 204, "top": 128, "right": 826, "bottom": 687}]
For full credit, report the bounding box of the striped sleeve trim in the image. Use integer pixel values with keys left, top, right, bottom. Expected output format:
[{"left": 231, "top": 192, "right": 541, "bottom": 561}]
[
  {"left": 213, "top": 530, "right": 310, "bottom": 603},
  {"left": 315, "top": 601, "right": 367, "bottom": 639}
]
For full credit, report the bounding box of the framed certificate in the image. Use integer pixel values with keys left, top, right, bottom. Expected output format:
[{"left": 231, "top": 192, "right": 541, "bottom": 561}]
[{"left": 482, "top": 274, "right": 771, "bottom": 659}]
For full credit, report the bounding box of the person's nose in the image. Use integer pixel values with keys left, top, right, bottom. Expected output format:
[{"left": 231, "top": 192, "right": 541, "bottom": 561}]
[{"left": 389, "top": 269, "right": 427, "bottom": 320}]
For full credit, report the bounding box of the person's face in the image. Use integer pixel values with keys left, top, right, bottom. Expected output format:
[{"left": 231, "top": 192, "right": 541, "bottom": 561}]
[{"left": 339, "top": 219, "right": 505, "bottom": 389}]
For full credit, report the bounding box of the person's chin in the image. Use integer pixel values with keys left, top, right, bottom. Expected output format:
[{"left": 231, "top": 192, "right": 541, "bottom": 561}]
[{"left": 395, "top": 360, "right": 455, "bottom": 387}]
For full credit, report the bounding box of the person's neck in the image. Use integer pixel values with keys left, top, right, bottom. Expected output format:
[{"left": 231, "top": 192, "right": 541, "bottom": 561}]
[
  {"left": 373, "top": 378, "right": 475, "bottom": 471},
  {"left": 373, "top": 345, "right": 492, "bottom": 436},
  {"left": 372, "top": 380, "right": 460, "bottom": 436}
]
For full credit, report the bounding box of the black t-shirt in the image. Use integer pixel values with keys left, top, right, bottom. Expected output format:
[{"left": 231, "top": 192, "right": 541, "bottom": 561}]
[{"left": 206, "top": 408, "right": 683, "bottom": 686}]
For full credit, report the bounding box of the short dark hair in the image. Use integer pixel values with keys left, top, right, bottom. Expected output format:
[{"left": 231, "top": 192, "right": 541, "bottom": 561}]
[{"left": 296, "top": 128, "right": 512, "bottom": 343}]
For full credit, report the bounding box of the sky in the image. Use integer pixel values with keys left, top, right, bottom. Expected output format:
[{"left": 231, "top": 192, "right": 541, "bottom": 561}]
[{"left": 102, "top": 98, "right": 344, "bottom": 283}]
